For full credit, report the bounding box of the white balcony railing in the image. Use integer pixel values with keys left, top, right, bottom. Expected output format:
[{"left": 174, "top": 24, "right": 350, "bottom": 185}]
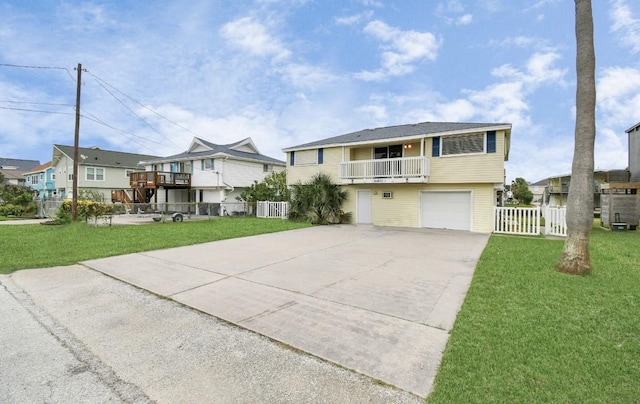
[{"left": 339, "top": 156, "right": 430, "bottom": 184}]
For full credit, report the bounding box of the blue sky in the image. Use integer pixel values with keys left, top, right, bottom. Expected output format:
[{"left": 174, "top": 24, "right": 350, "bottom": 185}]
[{"left": 1, "top": 0, "right": 639, "bottom": 183}]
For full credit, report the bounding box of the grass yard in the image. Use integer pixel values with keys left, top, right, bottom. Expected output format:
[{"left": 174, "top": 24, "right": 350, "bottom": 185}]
[
  {"left": 428, "top": 227, "right": 640, "bottom": 403},
  {"left": 0, "top": 217, "right": 311, "bottom": 274}
]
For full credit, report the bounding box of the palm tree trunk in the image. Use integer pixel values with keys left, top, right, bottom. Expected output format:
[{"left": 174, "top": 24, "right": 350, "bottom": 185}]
[{"left": 557, "top": 0, "right": 596, "bottom": 275}]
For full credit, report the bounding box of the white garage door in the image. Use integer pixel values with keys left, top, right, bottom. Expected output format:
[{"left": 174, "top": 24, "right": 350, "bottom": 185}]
[{"left": 421, "top": 191, "right": 472, "bottom": 231}]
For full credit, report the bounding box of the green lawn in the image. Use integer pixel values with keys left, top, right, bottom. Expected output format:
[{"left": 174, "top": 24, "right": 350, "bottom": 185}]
[
  {"left": 428, "top": 228, "right": 640, "bottom": 403},
  {"left": 0, "top": 217, "right": 311, "bottom": 274}
]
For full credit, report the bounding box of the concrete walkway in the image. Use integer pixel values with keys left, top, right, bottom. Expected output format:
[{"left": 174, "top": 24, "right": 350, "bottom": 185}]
[{"left": 82, "top": 225, "right": 489, "bottom": 397}]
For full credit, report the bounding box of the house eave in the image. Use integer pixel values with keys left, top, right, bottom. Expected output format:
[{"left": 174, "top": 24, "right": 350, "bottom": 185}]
[{"left": 282, "top": 124, "right": 512, "bottom": 152}]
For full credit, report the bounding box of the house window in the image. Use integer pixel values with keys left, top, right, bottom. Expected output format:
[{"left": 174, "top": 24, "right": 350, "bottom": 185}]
[
  {"left": 86, "top": 167, "right": 105, "bottom": 181},
  {"left": 263, "top": 164, "right": 270, "bottom": 172},
  {"left": 374, "top": 144, "right": 402, "bottom": 159},
  {"left": 295, "top": 149, "right": 321, "bottom": 166},
  {"left": 441, "top": 133, "right": 485, "bottom": 156},
  {"left": 318, "top": 148, "right": 324, "bottom": 164},
  {"left": 68, "top": 173, "right": 73, "bottom": 181},
  {"left": 289, "top": 152, "right": 295, "bottom": 166},
  {"left": 202, "top": 159, "right": 214, "bottom": 170},
  {"left": 31, "top": 175, "right": 39, "bottom": 185},
  {"left": 52, "top": 174, "right": 55, "bottom": 180}
]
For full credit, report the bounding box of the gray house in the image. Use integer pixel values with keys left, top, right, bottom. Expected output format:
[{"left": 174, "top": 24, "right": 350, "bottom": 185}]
[
  {"left": 627, "top": 122, "right": 640, "bottom": 182},
  {"left": 52, "top": 145, "right": 159, "bottom": 201}
]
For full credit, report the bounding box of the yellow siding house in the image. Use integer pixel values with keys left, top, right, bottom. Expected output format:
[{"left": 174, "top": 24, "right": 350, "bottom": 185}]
[{"left": 283, "top": 121, "right": 512, "bottom": 233}]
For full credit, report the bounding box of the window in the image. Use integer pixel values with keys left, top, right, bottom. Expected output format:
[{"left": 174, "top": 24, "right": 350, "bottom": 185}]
[
  {"left": 31, "top": 175, "right": 39, "bottom": 185},
  {"left": 294, "top": 149, "right": 320, "bottom": 166},
  {"left": 68, "top": 173, "right": 73, "bottom": 181},
  {"left": 86, "top": 167, "right": 105, "bottom": 181},
  {"left": 52, "top": 174, "right": 55, "bottom": 180},
  {"left": 441, "top": 133, "right": 485, "bottom": 156},
  {"left": 374, "top": 144, "right": 402, "bottom": 159},
  {"left": 263, "top": 164, "right": 270, "bottom": 172},
  {"left": 289, "top": 151, "right": 295, "bottom": 166},
  {"left": 318, "top": 148, "right": 324, "bottom": 164},
  {"left": 202, "top": 159, "right": 214, "bottom": 170}
]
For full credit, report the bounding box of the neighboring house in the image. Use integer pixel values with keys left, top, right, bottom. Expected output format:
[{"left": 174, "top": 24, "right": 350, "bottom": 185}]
[
  {"left": 0, "top": 158, "right": 41, "bottom": 186},
  {"left": 52, "top": 145, "right": 159, "bottom": 201},
  {"left": 628, "top": 122, "right": 640, "bottom": 182},
  {"left": 283, "top": 121, "right": 512, "bottom": 233},
  {"left": 24, "top": 161, "right": 56, "bottom": 198},
  {"left": 134, "top": 137, "right": 285, "bottom": 207},
  {"left": 546, "top": 170, "right": 620, "bottom": 208},
  {"left": 529, "top": 178, "right": 547, "bottom": 206}
]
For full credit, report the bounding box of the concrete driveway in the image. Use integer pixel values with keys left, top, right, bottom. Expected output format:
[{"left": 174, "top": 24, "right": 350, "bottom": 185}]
[{"left": 81, "top": 225, "right": 489, "bottom": 397}]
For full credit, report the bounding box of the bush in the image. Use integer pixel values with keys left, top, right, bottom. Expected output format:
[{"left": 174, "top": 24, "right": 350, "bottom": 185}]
[
  {"left": 55, "top": 200, "right": 113, "bottom": 224},
  {"left": 0, "top": 204, "right": 26, "bottom": 217},
  {"left": 289, "top": 173, "right": 350, "bottom": 224}
]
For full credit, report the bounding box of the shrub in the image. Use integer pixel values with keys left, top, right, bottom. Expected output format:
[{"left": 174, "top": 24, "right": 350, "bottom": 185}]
[
  {"left": 55, "top": 200, "right": 113, "bottom": 224},
  {"left": 0, "top": 204, "right": 26, "bottom": 217}
]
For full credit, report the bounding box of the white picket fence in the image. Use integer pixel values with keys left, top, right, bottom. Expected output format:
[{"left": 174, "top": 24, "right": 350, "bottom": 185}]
[
  {"left": 494, "top": 206, "right": 567, "bottom": 237},
  {"left": 257, "top": 201, "right": 289, "bottom": 219}
]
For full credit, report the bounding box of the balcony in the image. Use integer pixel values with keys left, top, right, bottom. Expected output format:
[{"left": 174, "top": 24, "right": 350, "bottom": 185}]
[
  {"left": 129, "top": 171, "right": 191, "bottom": 189},
  {"left": 339, "top": 156, "right": 430, "bottom": 184}
]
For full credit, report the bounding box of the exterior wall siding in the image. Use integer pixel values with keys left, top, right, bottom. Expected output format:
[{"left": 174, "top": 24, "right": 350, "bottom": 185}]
[
  {"left": 341, "top": 183, "right": 496, "bottom": 233},
  {"left": 427, "top": 132, "right": 505, "bottom": 184},
  {"left": 287, "top": 130, "right": 507, "bottom": 186},
  {"left": 629, "top": 127, "right": 640, "bottom": 182},
  {"left": 286, "top": 148, "right": 342, "bottom": 184}
]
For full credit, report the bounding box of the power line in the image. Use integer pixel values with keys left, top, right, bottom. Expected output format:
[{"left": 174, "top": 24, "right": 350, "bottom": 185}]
[
  {"left": 92, "top": 77, "right": 180, "bottom": 147},
  {"left": 0, "top": 63, "right": 76, "bottom": 82},
  {"left": 0, "top": 100, "right": 74, "bottom": 107},
  {"left": 81, "top": 109, "right": 164, "bottom": 147},
  {"left": 87, "top": 71, "right": 203, "bottom": 139},
  {"left": 0, "top": 106, "right": 74, "bottom": 115}
]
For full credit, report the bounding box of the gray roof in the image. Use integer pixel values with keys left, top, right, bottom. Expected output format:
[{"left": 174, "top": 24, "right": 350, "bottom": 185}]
[
  {"left": 0, "top": 158, "right": 41, "bottom": 171},
  {"left": 54, "top": 145, "right": 160, "bottom": 168},
  {"left": 283, "top": 121, "right": 512, "bottom": 151},
  {"left": 142, "top": 137, "right": 285, "bottom": 165}
]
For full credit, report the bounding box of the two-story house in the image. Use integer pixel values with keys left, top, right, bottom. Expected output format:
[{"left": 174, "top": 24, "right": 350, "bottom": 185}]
[
  {"left": 0, "top": 158, "right": 41, "bottom": 186},
  {"left": 134, "top": 137, "right": 285, "bottom": 209},
  {"left": 24, "top": 161, "right": 56, "bottom": 198},
  {"left": 283, "top": 121, "right": 511, "bottom": 233},
  {"left": 628, "top": 122, "right": 640, "bottom": 182},
  {"left": 52, "top": 145, "right": 159, "bottom": 201}
]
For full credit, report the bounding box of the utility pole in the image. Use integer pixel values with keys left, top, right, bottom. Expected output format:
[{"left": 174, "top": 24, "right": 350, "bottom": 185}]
[{"left": 72, "top": 63, "right": 83, "bottom": 222}]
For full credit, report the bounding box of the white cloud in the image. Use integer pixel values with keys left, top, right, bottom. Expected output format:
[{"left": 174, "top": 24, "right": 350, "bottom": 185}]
[
  {"left": 356, "top": 20, "right": 440, "bottom": 81},
  {"left": 491, "top": 51, "right": 567, "bottom": 87},
  {"left": 457, "top": 14, "right": 473, "bottom": 25},
  {"left": 358, "top": 0, "right": 383, "bottom": 7},
  {"left": 597, "top": 67, "right": 640, "bottom": 126},
  {"left": 610, "top": 0, "right": 640, "bottom": 54},
  {"left": 220, "top": 17, "right": 291, "bottom": 60},
  {"left": 335, "top": 11, "right": 373, "bottom": 26}
]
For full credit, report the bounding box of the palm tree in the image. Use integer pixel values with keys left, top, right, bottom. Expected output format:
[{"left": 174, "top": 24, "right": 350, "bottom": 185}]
[
  {"left": 289, "top": 173, "right": 350, "bottom": 224},
  {"left": 557, "top": 0, "right": 596, "bottom": 275}
]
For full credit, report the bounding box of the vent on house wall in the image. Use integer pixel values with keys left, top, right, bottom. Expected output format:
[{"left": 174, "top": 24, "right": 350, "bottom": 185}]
[{"left": 382, "top": 191, "right": 393, "bottom": 199}]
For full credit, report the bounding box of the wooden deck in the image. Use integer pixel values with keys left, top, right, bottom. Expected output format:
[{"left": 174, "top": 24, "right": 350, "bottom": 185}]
[{"left": 129, "top": 171, "right": 191, "bottom": 189}]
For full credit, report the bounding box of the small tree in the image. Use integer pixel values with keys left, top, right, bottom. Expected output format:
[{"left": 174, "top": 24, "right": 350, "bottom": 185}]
[
  {"left": 237, "top": 171, "right": 290, "bottom": 205},
  {"left": 289, "top": 173, "right": 350, "bottom": 224},
  {"left": 0, "top": 184, "right": 35, "bottom": 216},
  {"left": 511, "top": 178, "right": 531, "bottom": 203}
]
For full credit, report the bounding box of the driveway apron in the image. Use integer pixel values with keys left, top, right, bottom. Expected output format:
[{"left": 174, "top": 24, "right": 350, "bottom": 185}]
[{"left": 83, "top": 225, "right": 489, "bottom": 397}]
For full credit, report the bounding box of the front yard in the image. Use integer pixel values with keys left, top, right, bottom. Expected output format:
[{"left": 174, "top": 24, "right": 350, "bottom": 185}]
[
  {"left": 428, "top": 226, "right": 640, "bottom": 403},
  {"left": 0, "top": 217, "right": 310, "bottom": 274}
]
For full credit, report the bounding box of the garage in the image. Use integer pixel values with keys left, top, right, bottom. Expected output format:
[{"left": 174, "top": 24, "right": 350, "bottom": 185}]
[{"left": 420, "top": 191, "right": 472, "bottom": 231}]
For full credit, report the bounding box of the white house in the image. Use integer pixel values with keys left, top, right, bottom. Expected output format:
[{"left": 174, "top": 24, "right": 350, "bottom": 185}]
[{"left": 131, "top": 137, "right": 285, "bottom": 210}]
